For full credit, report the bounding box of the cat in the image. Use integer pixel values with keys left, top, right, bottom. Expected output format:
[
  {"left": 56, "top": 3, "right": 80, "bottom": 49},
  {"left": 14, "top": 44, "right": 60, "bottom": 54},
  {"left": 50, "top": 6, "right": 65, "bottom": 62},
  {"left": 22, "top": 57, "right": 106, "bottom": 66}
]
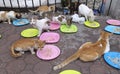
[
  {"left": 66, "top": 16, "right": 72, "bottom": 28},
  {"left": 0, "top": 11, "right": 21, "bottom": 24},
  {"left": 52, "top": 15, "right": 67, "bottom": 24},
  {"left": 30, "top": 15, "right": 51, "bottom": 37},
  {"left": 53, "top": 30, "right": 111, "bottom": 70},
  {"left": 29, "top": 5, "right": 55, "bottom": 16},
  {"left": 78, "top": 4, "right": 95, "bottom": 22},
  {"left": 71, "top": 12, "right": 85, "bottom": 24},
  {"left": 52, "top": 15, "right": 72, "bottom": 27},
  {"left": 10, "top": 38, "right": 46, "bottom": 57}
]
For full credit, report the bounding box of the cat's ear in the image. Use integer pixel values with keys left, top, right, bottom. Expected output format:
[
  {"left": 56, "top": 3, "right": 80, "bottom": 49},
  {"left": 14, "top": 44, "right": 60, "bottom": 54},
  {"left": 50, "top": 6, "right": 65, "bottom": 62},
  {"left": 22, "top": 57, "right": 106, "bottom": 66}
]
[
  {"left": 41, "top": 40, "right": 46, "bottom": 43},
  {"left": 45, "top": 20, "right": 51, "bottom": 24},
  {"left": 58, "top": 17, "right": 62, "bottom": 22}
]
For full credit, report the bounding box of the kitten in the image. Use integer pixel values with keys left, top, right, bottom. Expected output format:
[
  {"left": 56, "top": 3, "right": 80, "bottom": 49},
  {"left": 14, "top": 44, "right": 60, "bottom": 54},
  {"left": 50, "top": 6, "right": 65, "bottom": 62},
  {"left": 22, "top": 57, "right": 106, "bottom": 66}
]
[
  {"left": 52, "top": 15, "right": 72, "bottom": 27},
  {"left": 29, "top": 5, "right": 55, "bottom": 16},
  {"left": 78, "top": 4, "right": 95, "bottom": 22},
  {"left": 0, "top": 11, "right": 21, "bottom": 24},
  {"left": 30, "top": 16, "right": 51, "bottom": 37},
  {"left": 66, "top": 16, "right": 72, "bottom": 28},
  {"left": 10, "top": 38, "right": 46, "bottom": 57},
  {"left": 52, "top": 15, "right": 67, "bottom": 24},
  {"left": 53, "top": 31, "right": 111, "bottom": 70},
  {"left": 71, "top": 12, "right": 85, "bottom": 24}
]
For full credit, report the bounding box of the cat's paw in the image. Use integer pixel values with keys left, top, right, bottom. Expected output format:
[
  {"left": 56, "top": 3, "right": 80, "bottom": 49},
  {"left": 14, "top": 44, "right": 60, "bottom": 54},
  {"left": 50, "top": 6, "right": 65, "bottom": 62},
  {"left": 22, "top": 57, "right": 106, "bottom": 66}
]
[
  {"left": 37, "top": 35, "right": 40, "bottom": 37},
  {"left": 31, "top": 52, "right": 35, "bottom": 54},
  {"left": 8, "top": 22, "right": 11, "bottom": 24},
  {"left": 53, "top": 66, "right": 58, "bottom": 70}
]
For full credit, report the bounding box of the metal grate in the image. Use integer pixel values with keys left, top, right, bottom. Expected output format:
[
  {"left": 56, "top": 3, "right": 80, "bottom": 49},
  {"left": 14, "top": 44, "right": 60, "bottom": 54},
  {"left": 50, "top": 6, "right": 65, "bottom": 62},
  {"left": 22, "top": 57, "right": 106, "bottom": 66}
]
[{"left": 0, "top": 0, "right": 112, "bottom": 15}]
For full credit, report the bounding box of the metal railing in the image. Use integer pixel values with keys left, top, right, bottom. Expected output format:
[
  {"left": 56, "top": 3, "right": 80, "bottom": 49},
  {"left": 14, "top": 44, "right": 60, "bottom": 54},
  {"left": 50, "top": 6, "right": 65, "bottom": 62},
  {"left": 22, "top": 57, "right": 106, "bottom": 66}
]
[{"left": 0, "top": 0, "right": 112, "bottom": 15}]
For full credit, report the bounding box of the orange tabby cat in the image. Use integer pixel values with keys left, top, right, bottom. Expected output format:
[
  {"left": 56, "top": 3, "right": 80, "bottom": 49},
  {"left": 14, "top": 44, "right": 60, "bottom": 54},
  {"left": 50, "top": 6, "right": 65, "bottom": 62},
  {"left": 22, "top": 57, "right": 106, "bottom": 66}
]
[
  {"left": 53, "top": 31, "right": 111, "bottom": 70},
  {"left": 29, "top": 5, "right": 55, "bottom": 16},
  {"left": 10, "top": 38, "right": 45, "bottom": 57}
]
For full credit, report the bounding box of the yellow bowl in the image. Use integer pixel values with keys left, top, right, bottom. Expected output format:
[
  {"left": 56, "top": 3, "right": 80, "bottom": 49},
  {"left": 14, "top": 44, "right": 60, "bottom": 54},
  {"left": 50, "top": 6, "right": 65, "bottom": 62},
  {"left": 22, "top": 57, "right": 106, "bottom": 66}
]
[
  {"left": 59, "top": 70, "right": 81, "bottom": 74},
  {"left": 60, "top": 24, "right": 78, "bottom": 33},
  {"left": 21, "top": 28, "right": 39, "bottom": 37},
  {"left": 84, "top": 21, "right": 100, "bottom": 28}
]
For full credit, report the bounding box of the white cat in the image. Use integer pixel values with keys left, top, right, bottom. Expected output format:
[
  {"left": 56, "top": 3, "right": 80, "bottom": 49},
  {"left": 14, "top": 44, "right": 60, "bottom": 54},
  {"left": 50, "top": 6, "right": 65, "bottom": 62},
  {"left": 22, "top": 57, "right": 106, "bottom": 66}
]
[
  {"left": 0, "top": 11, "right": 21, "bottom": 24},
  {"left": 71, "top": 13, "right": 85, "bottom": 24},
  {"left": 78, "top": 4, "right": 95, "bottom": 22},
  {"left": 30, "top": 17, "right": 50, "bottom": 37}
]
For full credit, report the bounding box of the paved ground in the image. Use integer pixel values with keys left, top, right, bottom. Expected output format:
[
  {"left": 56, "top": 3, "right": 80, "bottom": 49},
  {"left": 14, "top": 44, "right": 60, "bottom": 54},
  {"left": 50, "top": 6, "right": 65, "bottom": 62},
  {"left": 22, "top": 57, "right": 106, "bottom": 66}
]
[{"left": 0, "top": 16, "right": 120, "bottom": 74}]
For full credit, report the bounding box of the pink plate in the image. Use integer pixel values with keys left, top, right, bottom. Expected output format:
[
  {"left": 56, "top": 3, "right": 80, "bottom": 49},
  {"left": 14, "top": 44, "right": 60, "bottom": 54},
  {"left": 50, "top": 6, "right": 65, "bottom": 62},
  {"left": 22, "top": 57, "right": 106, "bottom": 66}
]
[
  {"left": 106, "top": 19, "right": 120, "bottom": 25},
  {"left": 39, "top": 32, "right": 60, "bottom": 43},
  {"left": 50, "top": 21, "right": 60, "bottom": 30},
  {"left": 36, "top": 45, "right": 60, "bottom": 60}
]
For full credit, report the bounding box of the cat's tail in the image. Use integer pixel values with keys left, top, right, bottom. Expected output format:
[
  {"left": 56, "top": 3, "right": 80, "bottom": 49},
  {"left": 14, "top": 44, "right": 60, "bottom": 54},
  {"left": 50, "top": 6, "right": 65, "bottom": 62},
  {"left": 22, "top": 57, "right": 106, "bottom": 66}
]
[
  {"left": 53, "top": 50, "right": 80, "bottom": 70},
  {"left": 11, "top": 44, "right": 22, "bottom": 57},
  {"left": 28, "top": 8, "right": 39, "bottom": 13}
]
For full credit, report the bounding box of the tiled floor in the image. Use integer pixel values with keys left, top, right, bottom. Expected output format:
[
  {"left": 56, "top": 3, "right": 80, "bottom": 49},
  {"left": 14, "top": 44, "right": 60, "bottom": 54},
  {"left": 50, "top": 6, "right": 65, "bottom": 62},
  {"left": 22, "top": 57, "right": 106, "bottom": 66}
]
[{"left": 0, "top": 16, "right": 120, "bottom": 74}]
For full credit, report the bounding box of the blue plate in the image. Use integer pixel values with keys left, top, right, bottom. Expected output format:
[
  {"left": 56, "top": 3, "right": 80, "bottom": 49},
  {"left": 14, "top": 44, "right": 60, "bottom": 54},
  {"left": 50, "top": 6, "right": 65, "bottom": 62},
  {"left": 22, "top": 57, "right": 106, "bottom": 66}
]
[
  {"left": 104, "top": 25, "right": 120, "bottom": 35},
  {"left": 104, "top": 52, "right": 120, "bottom": 69},
  {"left": 12, "top": 18, "right": 30, "bottom": 26}
]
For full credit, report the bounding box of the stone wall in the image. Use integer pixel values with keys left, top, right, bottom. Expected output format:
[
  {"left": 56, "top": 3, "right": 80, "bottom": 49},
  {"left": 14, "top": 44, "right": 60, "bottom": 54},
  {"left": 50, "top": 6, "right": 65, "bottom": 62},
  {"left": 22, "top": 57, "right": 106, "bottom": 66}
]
[{"left": 104, "top": 0, "right": 120, "bottom": 19}]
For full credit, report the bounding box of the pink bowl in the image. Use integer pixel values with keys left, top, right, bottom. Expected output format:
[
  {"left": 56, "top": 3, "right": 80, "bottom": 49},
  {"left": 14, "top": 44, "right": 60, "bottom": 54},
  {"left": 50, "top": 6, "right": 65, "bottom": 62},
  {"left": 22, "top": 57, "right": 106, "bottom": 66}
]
[
  {"left": 49, "top": 21, "right": 60, "bottom": 30},
  {"left": 39, "top": 32, "right": 60, "bottom": 43},
  {"left": 36, "top": 45, "right": 60, "bottom": 60},
  {"left": 106, "top": 19, "right": 120, "bottom": 25}
]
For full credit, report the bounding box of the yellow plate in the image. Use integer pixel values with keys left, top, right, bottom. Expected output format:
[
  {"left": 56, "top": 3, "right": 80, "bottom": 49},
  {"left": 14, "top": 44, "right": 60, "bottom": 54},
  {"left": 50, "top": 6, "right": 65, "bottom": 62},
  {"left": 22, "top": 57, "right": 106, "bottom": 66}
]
[
  {"left": 0, "top": 34, "right": 1, "bottom": 38},
  {"left": 59, "top": 70, "right": 81, "bottom": 74},
  {"left": 84, "top": 21, "right": 100, "bottom": 28},
  {"left": 60, "top": 24, "right": 78, "bottom": 33},
  {"left": 21, "top": 28, "right": 39, "bottom": 37}
]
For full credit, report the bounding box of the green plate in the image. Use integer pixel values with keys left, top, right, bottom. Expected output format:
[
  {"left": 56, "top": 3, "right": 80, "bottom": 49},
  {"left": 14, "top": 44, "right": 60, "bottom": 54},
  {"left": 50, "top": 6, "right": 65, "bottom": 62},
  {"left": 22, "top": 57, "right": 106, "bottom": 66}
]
[
  {"left": 84, "top": 21, "right": 100, "bottom": 28},
  {"left": 21, "top": 28, "right": 39, "bottom": 37},
  {"left": 59, "top": 70, "right": 81, "bottom": 74},
  {"left": 60, "top": 24, "right": 78, "bottom": 33}
]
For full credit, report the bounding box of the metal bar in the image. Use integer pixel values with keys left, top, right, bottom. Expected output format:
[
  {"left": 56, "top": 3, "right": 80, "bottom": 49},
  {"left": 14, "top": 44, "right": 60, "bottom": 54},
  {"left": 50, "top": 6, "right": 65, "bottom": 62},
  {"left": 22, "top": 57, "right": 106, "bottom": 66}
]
[
  {"left": 107, "top": 0, "right": 112, "bottom": 15},
  {"left": 55, "top": 0, "right": 56, "bottom": 5},
  {"left": 39, "top": 0, "right": 41, "bottom": 6},
  {"left": 70, "top": 0, "right": 72, "bottom": 14},
  {"left": 78, "top": 0, "right": 80, "bottom": 4},
  {"left": 17, "top": 0, "right": 20, "bottom": 8},
  {"left": 86, "top": 0, "right": 88, "bottom": 5},
  {"left": 3, "top": 0, "right": 6, "bottom": 8},
  {"left": 93, "top": 0, "right": 96, "bottom": 9},
  {"left": 47, "top": 0, "right": 49, "bottom": 6},
  {"left": 24, "top": 0, "right": 27, "bottom": 8},
  {"left": 31, "top": 0, "right": 34, "bottom": 8},
  {"left": 9, "top": 0, "right": 13, "bottom": 8},
  {"left": 99, "top": 0, "right": 104, "bottom": 15},
  {"left": 55, "top": 0, "right": 56, "bottom": 11}
]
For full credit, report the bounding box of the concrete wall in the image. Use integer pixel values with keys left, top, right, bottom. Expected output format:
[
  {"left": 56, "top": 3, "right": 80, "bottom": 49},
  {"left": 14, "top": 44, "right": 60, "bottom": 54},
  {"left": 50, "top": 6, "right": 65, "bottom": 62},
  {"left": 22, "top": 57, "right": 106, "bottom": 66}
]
[{"left": 104, "top": 0, "right": 120, "bottom": 19}]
